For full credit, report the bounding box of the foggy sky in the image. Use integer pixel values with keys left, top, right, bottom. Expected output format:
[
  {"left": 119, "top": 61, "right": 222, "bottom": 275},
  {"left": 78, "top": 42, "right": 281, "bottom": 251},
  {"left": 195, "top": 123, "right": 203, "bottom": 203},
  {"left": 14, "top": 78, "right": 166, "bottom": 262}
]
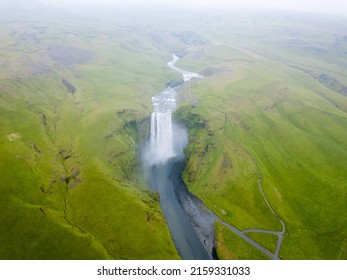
[{"left": 36, "top": 0, "right": 347, "bottom": 16}]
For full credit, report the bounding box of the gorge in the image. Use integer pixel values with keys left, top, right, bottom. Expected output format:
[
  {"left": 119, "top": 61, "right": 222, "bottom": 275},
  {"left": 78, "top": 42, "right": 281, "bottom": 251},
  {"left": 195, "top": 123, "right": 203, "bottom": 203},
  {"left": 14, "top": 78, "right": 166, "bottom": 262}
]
[
  {"left": 144, "top": 55, "right": 212, "bottom": 259},
  {"left": 144, "top": 55, "right": 285, "bottom": 260}
]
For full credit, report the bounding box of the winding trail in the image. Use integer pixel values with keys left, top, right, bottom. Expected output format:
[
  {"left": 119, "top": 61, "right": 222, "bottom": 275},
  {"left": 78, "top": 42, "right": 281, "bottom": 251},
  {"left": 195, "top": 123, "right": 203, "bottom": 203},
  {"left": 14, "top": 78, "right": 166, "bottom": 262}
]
[
  {"left": 240, "top": 179, "right": 286, "bottom": 259},
  {"left": 257, "top": 179, "right": 286, "bottom": 258},
  {"left": 218, "top": 220, "right": 279, "bottom": 260}
]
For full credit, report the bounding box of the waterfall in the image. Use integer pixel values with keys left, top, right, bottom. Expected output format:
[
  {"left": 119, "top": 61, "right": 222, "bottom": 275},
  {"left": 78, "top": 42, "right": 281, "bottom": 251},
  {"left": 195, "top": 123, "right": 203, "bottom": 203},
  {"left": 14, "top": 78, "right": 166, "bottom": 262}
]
[
  {"left": 145, "top": 55, "right": 202, "bottom": 167},
  {"left": 147, "top": 87, "right": 176, "bottom": 165}
]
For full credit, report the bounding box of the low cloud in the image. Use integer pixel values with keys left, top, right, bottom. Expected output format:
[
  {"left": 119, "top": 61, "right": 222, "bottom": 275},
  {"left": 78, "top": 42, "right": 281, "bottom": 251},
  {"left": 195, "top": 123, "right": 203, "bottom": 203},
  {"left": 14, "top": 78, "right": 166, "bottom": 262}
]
[{"left": 35, "top": 0, "right": 347, "bottom": 16}]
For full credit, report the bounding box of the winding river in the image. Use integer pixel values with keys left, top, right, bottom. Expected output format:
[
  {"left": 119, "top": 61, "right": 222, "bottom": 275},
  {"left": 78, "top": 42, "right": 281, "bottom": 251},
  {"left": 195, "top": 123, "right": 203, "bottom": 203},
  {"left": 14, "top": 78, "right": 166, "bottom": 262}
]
[
  {"left": 145, "top": 55, "right": 285, "bottom": 260},
  {"left": 145, "top": 55, "right": 212, "bottom": 259}
]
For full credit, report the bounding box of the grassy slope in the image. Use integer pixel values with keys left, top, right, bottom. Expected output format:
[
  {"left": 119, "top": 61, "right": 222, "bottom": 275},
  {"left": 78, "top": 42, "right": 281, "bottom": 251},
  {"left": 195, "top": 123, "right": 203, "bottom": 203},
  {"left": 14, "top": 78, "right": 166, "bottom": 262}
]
[
  {"left": 175, "top": 12, "right": 347, "bottom": 259},
  {"left": 0, "top": 11, "right": 181, "bottom": 259},
  {"left": 1, "top": 7, "right": 346, "bottom": 260},
  {"left": 245, "top": 232, "right": 278, "bottom": 254}
]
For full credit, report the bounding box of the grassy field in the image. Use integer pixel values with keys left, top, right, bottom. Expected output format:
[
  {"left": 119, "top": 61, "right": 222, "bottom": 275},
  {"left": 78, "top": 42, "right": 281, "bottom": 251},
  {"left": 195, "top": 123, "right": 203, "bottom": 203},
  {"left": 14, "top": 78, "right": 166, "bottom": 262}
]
[
  {"left": 0, "top": 6, "right": 184, "bottom": 259},
  {"left": 1, "top": 3, "right": 346, "bottom": 260},
  {"left": 175, "top": 11, "right": 347, "bottom": 259}
]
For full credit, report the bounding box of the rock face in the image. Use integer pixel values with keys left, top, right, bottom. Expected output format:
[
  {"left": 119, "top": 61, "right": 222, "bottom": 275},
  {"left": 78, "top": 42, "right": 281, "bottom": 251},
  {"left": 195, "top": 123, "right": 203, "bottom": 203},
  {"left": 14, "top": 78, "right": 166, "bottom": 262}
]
[
  {"left": 172, "top": 160, "right": 216, "bottom": 258},
  {"left": 48, "top": 45, "right": 94, "bottom": 66},
  {"left": 172, "top": 31, "right": 209, "bottom": 46},
  {"left": 318, "top": 74, "right": 347, "bottom": 96},
  {"left": 62, "top": 79, "right": 76, "bottom": 94}
]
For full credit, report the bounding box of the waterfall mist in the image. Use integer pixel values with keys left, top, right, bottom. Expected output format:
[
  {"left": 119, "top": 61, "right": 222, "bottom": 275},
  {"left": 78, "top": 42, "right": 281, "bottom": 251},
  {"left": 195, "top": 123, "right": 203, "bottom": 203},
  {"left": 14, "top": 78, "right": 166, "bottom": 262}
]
[{"left": 142, "top": 87, "right": 188, "bottom": 167}]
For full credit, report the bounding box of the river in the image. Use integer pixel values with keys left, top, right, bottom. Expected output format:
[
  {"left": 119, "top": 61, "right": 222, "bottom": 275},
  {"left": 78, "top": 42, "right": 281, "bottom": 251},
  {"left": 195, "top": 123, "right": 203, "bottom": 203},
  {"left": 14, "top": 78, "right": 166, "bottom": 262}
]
[
  {"left": 144, "top": 55, "right": 212, "bottom": 259},
  {"left": 144, "top": 55, "right": 283, "bottom": 260}
]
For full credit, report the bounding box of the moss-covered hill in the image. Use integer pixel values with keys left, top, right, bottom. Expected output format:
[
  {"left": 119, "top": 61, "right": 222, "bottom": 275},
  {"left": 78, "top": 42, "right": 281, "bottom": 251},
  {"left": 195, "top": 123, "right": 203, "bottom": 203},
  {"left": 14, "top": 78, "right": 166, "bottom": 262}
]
[
  {"left": 175, "top": 12, "right": 347, "bottom": 259},
  {"left": 1, "top": 4, "right": 346, "bottom": 260},
  {"left": 0, "top": 7, "right": 186, "bottom": 259}
]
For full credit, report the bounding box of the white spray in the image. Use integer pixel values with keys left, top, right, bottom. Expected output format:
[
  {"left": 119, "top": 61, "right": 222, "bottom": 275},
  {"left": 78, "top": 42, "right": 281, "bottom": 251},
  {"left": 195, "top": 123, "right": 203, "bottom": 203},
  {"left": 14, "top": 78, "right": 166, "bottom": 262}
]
[{"left": 144, "top": 55, "right": 202, "bottom": 166}]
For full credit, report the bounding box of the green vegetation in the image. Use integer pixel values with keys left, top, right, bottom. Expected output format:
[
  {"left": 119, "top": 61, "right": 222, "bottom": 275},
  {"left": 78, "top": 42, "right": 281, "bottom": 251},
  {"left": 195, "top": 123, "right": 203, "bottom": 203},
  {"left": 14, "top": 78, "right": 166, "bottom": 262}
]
[
  {"left": 215, "top": 222, "right": 270, "bottom": 260},
  {"left": 0, "top": 7, "right": 183, "bottom": 259},
  {"left": 245, "top": 232, "right": 278, "bottom": 254},
  {"left": 176, "top": 12, "right": 347, "bottom": 259},
  {"left": 1, "top": 4, "right": 346, "bottom": 260}
]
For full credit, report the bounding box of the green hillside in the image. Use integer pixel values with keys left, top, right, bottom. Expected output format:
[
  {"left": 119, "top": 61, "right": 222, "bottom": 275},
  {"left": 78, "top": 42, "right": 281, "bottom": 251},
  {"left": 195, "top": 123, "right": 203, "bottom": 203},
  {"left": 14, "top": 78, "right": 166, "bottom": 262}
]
[
  {"left": 175, "top": 12, "right": 347, "bottom": 259},
  {"left": 0, "top": 5, "right": 346, "bottom": 260},
  {"left": 0, "top": 8, "right": 181, "bottom": 259}
]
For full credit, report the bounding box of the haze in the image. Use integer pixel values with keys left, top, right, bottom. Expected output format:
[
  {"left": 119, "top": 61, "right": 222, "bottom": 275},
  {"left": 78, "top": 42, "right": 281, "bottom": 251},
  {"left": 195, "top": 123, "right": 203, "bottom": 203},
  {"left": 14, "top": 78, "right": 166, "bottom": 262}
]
[{"left": 36, "top": 0, "right": 347, "bottom": 16}]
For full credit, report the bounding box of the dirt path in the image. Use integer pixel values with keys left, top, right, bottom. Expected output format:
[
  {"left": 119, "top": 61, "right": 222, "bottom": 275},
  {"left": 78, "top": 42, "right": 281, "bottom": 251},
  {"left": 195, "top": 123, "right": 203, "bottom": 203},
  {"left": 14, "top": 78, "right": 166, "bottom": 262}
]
[
  {"left": 217, "top": 219, "right": 279, "bottom": 259},
  {"left": 241, "top": 179, "right": 286, "bottom": 258},
  {"left": 257, "top": 179, "right": 286, "bottom": 258},
  {"left": 212, "top": 178, "right": 286, "bottom": 259}
]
